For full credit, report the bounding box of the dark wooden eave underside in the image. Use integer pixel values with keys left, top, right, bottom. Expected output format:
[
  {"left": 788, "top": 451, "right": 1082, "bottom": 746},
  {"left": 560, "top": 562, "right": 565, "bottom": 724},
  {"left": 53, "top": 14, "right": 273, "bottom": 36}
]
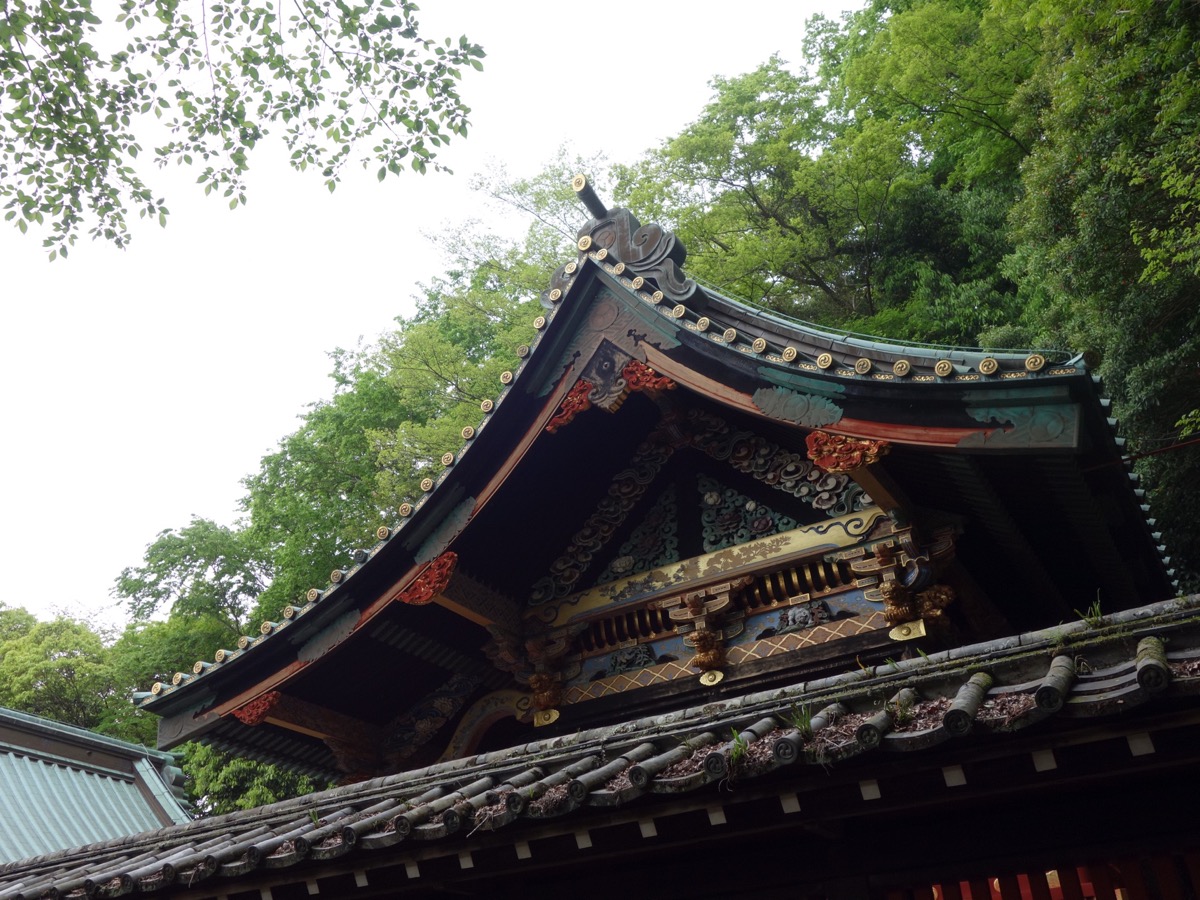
[{"left": 139, "top": 215, "right": 1172, "bottom": 770}]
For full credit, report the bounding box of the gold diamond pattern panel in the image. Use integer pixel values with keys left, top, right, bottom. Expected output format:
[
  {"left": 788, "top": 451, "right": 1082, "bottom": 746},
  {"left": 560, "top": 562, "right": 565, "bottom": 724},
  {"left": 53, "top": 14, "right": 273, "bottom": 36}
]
[
  {"left": 726, "top": 613, "right": 886, "bottom": 664},
  {"left": 563, "top": 613, "right": 886, "bottom": 704},
  {"left": 566, "top": 661, "right": 695, "bottom": 703}
]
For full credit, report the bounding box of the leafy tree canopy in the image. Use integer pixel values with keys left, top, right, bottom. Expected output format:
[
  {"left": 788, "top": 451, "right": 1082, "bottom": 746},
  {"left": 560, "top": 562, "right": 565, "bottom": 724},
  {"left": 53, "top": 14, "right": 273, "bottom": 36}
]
[
  {"left": 1, "top": 0, "right": 484, "bottom": 255},
  {"left": 115, "top": 517, "right": 268, "bottom": 635},
  {"left": 0, "top": 616, "right": 120, "bottom": 729}
]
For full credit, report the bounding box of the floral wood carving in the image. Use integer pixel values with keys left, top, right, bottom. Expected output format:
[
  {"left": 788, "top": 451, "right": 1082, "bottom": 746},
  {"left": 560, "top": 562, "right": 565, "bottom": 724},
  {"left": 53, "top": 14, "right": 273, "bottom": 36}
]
[
  {"left": 547, "top": 358, "right": 676, "bottom": 437},
  {"left": 529, "top": 410, "right": 869, "bottom": 606},
  {"left": 382, "top": 672, "right": 481, "bottom": 768},
  {"left": 547, "top": 379, "right": 595, "bottom": 434},
  {"left": 622, "top": 359, "right": 676, "bottom": 394},
  {"left": 232, "top": 691, "right": 282, "bottom": 726},
  {"left": 805, "top": 431, "right": 891, "bottom": 473},
  {"left": 397, "top": 552, "right": 457, "bottom": 606},
  {"left": 529, "top": 429, "right": 678, "bottom": 603}
]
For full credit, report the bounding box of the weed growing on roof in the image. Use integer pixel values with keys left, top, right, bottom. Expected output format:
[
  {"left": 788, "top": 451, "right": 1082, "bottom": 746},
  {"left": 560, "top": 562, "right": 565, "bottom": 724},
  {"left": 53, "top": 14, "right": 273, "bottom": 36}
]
[
  {"left": 729, "top": 728, "right": 748, "bottom": 770},
  {"left": 787, "top": 704, "right": 814, "bottom": 740},
  {"left": 887, "top": 699, "right": 914, "bottom": 728},
  {"left": 1075, "top": 595, "right": 1104, "bottom": 628}
]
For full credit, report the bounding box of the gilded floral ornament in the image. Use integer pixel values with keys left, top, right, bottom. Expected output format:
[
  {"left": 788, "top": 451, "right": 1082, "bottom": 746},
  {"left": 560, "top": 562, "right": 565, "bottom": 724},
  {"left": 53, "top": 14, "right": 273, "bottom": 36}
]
[{"left": 805, "top": 431, "right": 891, "bottom": 473}]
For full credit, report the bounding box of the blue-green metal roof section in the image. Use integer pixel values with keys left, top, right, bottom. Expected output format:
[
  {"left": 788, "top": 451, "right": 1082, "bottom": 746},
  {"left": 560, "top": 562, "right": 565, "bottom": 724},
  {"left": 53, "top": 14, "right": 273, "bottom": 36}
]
[{"left": 0, "top": 707, "right": 191, "bottom": 864}]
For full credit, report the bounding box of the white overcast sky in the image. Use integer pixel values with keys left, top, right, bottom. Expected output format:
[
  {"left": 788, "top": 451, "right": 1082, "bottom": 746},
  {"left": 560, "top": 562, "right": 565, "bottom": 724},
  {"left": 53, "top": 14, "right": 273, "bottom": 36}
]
[{"left": 1, "top": 0, "right": 852, "bottom": 628}]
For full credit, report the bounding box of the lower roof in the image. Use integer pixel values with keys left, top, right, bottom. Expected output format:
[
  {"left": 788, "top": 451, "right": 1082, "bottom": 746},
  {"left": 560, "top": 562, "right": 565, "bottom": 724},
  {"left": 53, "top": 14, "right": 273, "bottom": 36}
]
[
  {"left": 3, "top": 596, "right": 1198, "bottom": 898},
  {"left": 0, "top": 708, "right": 190, "bottom": 864}
]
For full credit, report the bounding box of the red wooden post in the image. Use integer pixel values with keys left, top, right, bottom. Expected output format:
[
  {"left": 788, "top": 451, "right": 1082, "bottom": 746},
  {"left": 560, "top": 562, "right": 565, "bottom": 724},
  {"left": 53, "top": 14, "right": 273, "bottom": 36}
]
[
  {"left": 1148, "top": 855, "right": 1186, "bottom": 900},
  {"left": 1087, "top": 863, "right": 1117, "bottom": 900},
  {"left": 1113, "top": 858, "right": 1150, "bottom": 900},
  {"left": 997, "top": 874, "right": 1022, "bottom": 900},
  {"left": 1025, "top": 870, "right": 1053, "bottom": 900},
  {"left": 1056, "top": 867, "right": 1085, "bottom": 900},
  {"left": 1183, "top": 852, "right": 1200, "bottom": 897}
]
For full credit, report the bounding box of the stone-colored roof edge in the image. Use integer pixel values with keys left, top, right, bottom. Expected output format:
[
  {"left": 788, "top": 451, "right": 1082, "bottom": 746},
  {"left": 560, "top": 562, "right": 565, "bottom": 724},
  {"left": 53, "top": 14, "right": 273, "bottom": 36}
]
[{"left": 9, "top": 593, "right": 1196, "bottom": 895}]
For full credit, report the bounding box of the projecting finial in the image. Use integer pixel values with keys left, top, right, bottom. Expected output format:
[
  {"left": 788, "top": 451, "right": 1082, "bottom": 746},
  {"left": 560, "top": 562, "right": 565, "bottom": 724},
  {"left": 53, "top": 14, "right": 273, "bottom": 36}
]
[{"left": 572, "top": 174, "right": 608, "bottom": 219}]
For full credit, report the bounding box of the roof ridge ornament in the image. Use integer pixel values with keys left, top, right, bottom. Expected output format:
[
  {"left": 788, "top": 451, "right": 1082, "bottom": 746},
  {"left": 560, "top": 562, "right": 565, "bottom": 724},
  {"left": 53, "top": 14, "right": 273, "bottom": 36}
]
[{"left": 571, "top": 175, "right": 697, "bottom": 303}]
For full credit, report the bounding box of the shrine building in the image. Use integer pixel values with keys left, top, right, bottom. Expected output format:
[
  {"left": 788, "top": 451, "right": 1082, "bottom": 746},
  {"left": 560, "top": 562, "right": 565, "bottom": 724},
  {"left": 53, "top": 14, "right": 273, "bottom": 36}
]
[{"left": 2, "top": 179, "right": 1197, "bottom": 900}]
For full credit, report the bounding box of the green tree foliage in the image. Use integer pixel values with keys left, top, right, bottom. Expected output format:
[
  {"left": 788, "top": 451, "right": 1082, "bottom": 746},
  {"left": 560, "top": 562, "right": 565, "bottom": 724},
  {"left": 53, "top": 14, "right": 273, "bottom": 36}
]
[
  {"left": 183, "top": 742, "right": 322, "bottom": 815},
  {"left": 239, "top": 348, "right": 408, "bottom": 619},
  {"left": 115, "top": 517, "right": 269, "bottom": 636},
  {"left": 1001, "top": 0, "right": 1200, "bottom": 585},
  {"left": 618, "top": 1, "right": 1197, "bottom": 583},
  {"left": 0, "top": 616, "right": 121, "bottom": 729},
  {"left": 615, "top": 49, "right": 1021, "bottom": 344},
  {"left": 0, "top": 603, "right": 36, "bottom": 644},
  {"left": 1, "top": 0, "right": 484, "bottom": 254}
]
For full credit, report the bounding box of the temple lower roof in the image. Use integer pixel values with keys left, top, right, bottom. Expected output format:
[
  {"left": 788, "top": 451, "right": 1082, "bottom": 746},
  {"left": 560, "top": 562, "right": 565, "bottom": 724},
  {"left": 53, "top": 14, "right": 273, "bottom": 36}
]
[{"left": 6, "top": 596, "right": 1198, "bottom": 899}]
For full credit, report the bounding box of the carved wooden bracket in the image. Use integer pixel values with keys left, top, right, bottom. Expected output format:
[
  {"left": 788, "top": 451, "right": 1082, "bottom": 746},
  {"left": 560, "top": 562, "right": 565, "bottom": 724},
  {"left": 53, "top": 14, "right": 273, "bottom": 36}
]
[
  {"left": 231, "top": 691, "right": 282, "bottom": 726},
  {"left": 395, "top": 551, "right": 457, "bottom": 606},
  {"left": 846, "top": 525, "right": 959, "bottom": 642},
  {"left": 484, "top": 624, "right": 582, "bottom": 687},
  {"left": 881, "top": 580, "right": 958, "bottom": 636},
  {"left": 527, "top": 672, "right": 563, "bottom": 711},
  {"left": 665, "top": 578, "right": 750, "bottom": 672},
  {"left": 483, "top": 626, "right": 525, "bottom": 676},
  {"left": 547, "top": 379, "right": 595, "bottom": 434},
  {"left": 621, "top": 359, "right": 675, "bottom": 395},
  {"left": 546, "top": 358, "right": 678, "bottom": 435},
  {"left": 806, "top": 431, "right": 891, "bottom": 473}
]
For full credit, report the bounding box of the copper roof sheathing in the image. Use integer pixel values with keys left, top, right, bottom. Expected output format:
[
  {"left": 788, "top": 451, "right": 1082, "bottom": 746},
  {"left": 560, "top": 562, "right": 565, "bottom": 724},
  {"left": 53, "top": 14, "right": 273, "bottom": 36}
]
[{"left": 0, "top": 708, "right": 190, "bottom": 865}]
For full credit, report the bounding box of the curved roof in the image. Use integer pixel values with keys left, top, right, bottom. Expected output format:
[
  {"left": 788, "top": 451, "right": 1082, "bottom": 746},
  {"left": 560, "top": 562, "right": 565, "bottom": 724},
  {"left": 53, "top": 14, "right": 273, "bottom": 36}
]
[{"left": 136, "top": 188, "right": 1174, "bottom": 777}]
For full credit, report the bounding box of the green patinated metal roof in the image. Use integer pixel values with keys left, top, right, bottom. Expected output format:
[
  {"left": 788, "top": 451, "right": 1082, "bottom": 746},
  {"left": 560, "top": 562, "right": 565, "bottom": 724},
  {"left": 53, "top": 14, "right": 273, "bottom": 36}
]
[{"left": 0, "top": 708, "right": 190, "bottom": 864}]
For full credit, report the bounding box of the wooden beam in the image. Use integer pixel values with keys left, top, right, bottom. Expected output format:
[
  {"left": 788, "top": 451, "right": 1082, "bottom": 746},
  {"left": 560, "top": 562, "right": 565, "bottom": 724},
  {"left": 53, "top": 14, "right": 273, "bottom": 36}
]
[
  {"left": 232, "top": 692, "right": 380, "bottom": 746},
  {"left": 849, "top": 464, "right": 911, "bottom": 522},
  {"left": 437, "top": 571, "right": 522, "bottom": 631}
]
